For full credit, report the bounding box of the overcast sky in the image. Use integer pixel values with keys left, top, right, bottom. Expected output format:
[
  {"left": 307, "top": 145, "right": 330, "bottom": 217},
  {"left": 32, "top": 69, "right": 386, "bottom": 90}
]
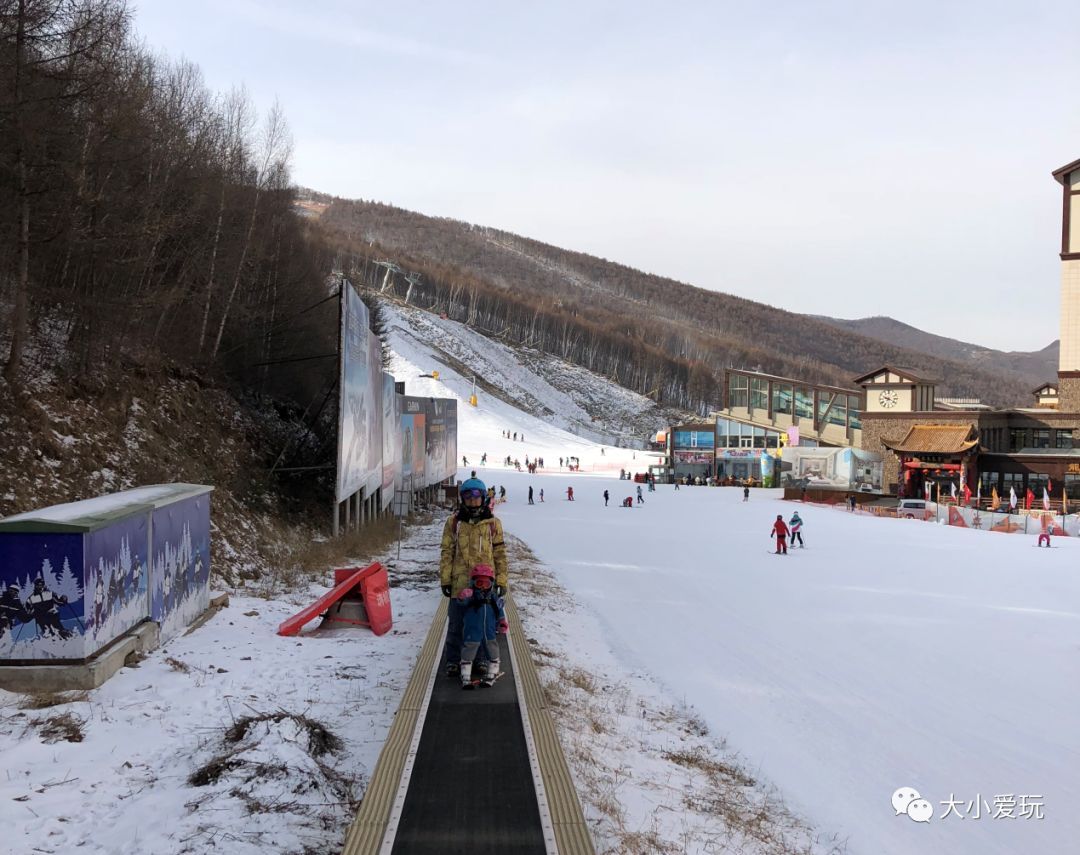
[{"left": 134, "top": 0, "right": 1079, "bottom": 352}]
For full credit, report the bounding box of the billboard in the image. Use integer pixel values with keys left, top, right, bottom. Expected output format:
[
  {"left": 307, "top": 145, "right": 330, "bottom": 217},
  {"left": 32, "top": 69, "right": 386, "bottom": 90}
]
[
  {"left": 783, "top": 447, "right": 882, "bottom": 491},
  {"left": 425, "top": 398, "right": 448, "bottom": 485},
  {"left": 444, "top": 398, "right": 458, "bottom": 481},
  {"left": 366, "top": 331, "right": 383, "bottom": 496},
  {"left": 382, "top": 375, "right": 399, "bottom": 501},
  {"left": 401, "top": 396, "right": 428, "bottom": 488},
  {"left": 336, "top": 283, "right": 373, "bottom": 501}
]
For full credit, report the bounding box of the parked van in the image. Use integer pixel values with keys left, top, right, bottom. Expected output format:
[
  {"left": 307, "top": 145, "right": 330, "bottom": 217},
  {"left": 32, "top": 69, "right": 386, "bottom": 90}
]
[{"left": 897, "top": 498, "right": 928, "bottom": 519}]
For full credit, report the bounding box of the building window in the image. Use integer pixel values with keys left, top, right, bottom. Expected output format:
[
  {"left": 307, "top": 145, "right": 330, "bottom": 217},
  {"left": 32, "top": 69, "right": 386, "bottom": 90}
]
[
  {"left": 740, "top": 432, "right": 753, "bottom": 448},
  {"left": 729, "top": 375, "right": 748, "bottom": 408},
  {"left": 1009, "top": 429, "right": 1028, "bottom": 451},
  {"left": 979, "top": 471, "right": 999, "bottom": 495},
  {"left": 1031, "top": 429, "right": 1050, "bottom": 449},
  {"left": 1056, "top": 430, "right": 1074, "bottom": 449},
  {"left": 795, "top": 387, "right": 813, "bottom": 419},
  {"left": 847, "top": 395, "right": 862, "bottom": 430},
  {"left": 750, "top": 378, "right": 769, "bottom": 411},
  {"left": 1002, "top": 472, "right": 1024, "bottom": 497},
  {"left": 764, "top": 431, "right": 779, "bottom": 449},
  {"left": 753, "top": 426, "right": 766, "bottom": 448},
  {"left": 716, "top": 419, "right": 730, "bottom": 448},
  {"left": 1066, "top": 474, "right": 1080, "bottom": 500},
  {"left": 828, "top": 396, "right": 847, "bottom": 428},
  {"left": 772, "top": 384, "right": 792, "bottom": 416}
]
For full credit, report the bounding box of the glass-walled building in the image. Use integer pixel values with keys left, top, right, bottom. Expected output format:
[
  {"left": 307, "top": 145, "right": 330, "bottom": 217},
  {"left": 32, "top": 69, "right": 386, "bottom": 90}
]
[
  {"left": 719, "top": 370, "right": 863, "bottom": 448},
  {"left": 714, "top": 419, "right": 788, "bottom": 482}
]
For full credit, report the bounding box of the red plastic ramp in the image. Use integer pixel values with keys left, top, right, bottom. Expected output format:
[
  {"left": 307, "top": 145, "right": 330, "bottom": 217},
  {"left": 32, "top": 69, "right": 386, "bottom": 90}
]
[{"left": 277, "top": 562, "right": 392, "bottom": 637}]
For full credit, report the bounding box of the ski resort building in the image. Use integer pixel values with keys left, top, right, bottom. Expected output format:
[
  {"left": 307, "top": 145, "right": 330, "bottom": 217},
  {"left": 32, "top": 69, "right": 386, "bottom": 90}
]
[{"left": 857, "top": 156, "right": 1080, "bottom": 503}]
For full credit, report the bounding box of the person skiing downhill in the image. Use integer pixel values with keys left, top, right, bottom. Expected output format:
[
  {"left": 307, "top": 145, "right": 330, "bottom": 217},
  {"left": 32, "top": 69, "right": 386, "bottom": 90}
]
[
  {"left": 743, "top": 486, "right": 750, "bottom": 502},
  {"left": 0, "top": 584, "right": 28, "bottom": 636},
  {"left": 636, "top": 484, "right": 644, "bottom": 504},
  {"left": 25, "top": 577, "right": 71, "bottom": 638},
  {"left": 770, "top": 514, "right": 790, "bottom": 554},
  {"left": 789, "top": 511, "right": 804, "bottom": 547},
  {"left": 456, "top": 564, "right": 507, "bottom": 688},
  {"left": 528, "top": 485, "right": 534, "bottom": 505},
  {"left": 440, "top": 478, "right": 508, "bottom": 677}
]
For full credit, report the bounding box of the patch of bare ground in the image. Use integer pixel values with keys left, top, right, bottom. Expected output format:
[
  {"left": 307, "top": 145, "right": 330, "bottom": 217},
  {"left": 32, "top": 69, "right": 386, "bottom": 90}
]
[
  {"left": 507, "top": 536, "right": 846, "bottom": 855},
  {"left": 0, "top": 359, "right": 409, "bottom": 596}
]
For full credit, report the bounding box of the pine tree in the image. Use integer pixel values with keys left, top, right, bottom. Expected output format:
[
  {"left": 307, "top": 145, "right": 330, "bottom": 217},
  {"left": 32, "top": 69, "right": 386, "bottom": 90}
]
[{"left": 55, "top": 557, "right": 83, "bottom": 604}]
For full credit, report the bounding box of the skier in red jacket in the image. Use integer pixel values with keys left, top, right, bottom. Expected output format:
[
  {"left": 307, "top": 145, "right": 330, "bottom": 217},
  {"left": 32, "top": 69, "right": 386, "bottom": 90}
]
[{"left": 770, "top": 514, "right": 790, "bottom": 554}]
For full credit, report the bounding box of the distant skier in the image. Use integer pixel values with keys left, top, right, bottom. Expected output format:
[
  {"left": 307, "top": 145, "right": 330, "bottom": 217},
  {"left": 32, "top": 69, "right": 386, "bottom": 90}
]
[
  {"left": 789, "top": 511, "right": 804, "bottom": 548},
  {"left": 499, "top": 486, "right": 506, "bottom": 502},
  {"left": 513, "top": 432, "right": 517, "bottom": 441},
  {"left": 528, "top": 486, "right": 534, "bottom": 505},
  {"left": 743, "top": 486, "right": 750, "bottom": 502},
  {"left": 560, "top": 457, "right": 564, "bottom": 468},
  {"left": 481, "top": 453, "right": 487, "bottom": 465},
  {"left": 770, "top": 514, "right": 789, "bottom": 555},
  {"left": 622, "top": 496, "right": 633, "bottom": 508},
  {"left": 603, "top": 489, "right": 609, "bottom": 506},
  {"left": 674, "top": 479, "right": 680, "bottom": 491},
  {"left": 848, "top": 494, "right": 857, "bottom": 512},
  {"left": 539, "top": 489, "right": 544, "bottom": 502},
  {"left": 636, "top": 485, "right": 644, "bottom": 504},
  {"left": 567, "top": 486, "right": 574, "bottom": 501},
  {"left": 463, "top": 456, "right": 468, "bottom": 466}
]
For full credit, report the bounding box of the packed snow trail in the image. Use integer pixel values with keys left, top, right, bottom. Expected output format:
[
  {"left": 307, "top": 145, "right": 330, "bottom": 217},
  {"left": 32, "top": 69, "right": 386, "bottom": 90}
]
[{"left": 480, "top": 468, "right": 1080, "bottom": 855}]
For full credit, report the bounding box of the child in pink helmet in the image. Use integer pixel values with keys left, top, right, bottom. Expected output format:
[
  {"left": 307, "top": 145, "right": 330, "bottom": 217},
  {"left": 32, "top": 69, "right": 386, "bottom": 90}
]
[{"left": 456, "top": 564, "right": 508, "bottom": 688}]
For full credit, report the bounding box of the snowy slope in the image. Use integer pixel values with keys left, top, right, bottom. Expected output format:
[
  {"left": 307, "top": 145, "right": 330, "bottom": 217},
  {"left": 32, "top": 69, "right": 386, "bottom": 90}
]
[
  {"left": 384, "top": 300, "right": 674, "bottom": 451},
  {"left": 6, "top": 301, "right": 1076, "bottom": 855}
]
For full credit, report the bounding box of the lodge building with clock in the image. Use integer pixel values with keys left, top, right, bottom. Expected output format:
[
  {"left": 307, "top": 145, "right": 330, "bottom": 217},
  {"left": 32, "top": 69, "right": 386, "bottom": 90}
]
[{"left": 856, "top": 156, "right": 1080, "bottom": 504}]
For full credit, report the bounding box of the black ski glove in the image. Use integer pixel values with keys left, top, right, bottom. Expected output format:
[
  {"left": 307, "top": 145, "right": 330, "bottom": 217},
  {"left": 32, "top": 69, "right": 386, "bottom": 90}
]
[{"left": 441, "top": 585, "right": 452, "bottom": 598}]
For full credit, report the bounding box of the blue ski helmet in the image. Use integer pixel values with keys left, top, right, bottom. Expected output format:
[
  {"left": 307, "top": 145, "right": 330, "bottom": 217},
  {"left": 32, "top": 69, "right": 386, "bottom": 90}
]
[{"left": 460, "top": 477, "right": 487, "bottom": 499}]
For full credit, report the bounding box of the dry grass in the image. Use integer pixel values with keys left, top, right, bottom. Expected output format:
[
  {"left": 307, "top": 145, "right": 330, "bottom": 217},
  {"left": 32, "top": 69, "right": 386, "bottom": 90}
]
[
  {"left": 19, "top": 690, "right": 89, "bottom": 710},
  {"left": 35, "top": 711, "right": 86, "bottom": 743},
  {"left": 165, "top": 656, "right": 192, "bottom": 674},
  {"left": 223, "top": 712, "right": 342, "bottom": 758},
  {"left": 664, "top": 747, "right": 756, "bottom": 787}
]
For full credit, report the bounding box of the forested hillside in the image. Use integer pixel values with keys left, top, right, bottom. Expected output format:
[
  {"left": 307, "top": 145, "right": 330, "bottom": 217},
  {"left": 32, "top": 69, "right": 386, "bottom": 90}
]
[
  {"left": 319, "top": 199, "right": 1039, "bottom": 410},
  {"left": 0, "top": 0, "right": 335, "bottom": 415}
]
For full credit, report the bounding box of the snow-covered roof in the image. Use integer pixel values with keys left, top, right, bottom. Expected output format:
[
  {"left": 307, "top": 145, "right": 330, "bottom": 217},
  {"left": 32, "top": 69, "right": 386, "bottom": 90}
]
[{"left": 0, "top": 484, "right": 213, "bottom": 532}]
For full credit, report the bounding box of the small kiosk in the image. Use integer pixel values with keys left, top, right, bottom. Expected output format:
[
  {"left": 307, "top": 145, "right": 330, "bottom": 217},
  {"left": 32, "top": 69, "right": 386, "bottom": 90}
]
[{"left": 0, "top": 484, "right": 213, "bottom": 666}]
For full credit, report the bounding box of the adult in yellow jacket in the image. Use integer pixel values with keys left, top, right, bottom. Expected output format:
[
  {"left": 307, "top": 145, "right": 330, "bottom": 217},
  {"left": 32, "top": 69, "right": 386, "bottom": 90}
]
[{"left": 440, "top": 478, "right": 508, "bottom": 676}]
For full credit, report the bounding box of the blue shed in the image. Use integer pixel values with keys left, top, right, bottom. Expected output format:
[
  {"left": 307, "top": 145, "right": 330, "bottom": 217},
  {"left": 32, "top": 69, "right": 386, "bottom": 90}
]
[{"left": 0, "top": 484, "right": 212, "bottom": 663}]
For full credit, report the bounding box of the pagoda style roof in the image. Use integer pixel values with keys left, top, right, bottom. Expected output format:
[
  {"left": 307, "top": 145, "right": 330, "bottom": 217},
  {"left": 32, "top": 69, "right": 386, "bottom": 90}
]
[{"left": 881, "top": 424, "right": 980, "bottom": 454}]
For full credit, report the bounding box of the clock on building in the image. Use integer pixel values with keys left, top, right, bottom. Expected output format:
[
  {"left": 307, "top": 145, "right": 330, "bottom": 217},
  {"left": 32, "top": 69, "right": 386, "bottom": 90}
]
[{"left": 878, "top": 389, "right": 899, "bottom": 409}]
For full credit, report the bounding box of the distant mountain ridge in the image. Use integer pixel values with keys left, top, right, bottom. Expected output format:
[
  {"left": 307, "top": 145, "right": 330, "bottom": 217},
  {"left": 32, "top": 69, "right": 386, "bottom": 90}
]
[
  {"left": 811, "top": 316, "right": 1058, "bottom": 390},
  {"left": 314, "top": 196, "right": 1048, "bottom": 410}
]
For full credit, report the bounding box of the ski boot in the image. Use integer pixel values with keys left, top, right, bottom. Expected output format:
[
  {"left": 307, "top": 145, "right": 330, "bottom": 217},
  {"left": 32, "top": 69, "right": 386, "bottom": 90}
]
[
  {"left": 460, "top": 661, "right": 475, "bottom": 690},
  {"left": 445, "top": 662, "right": 459, "bottom": 678},
  {"left": 479, "top": 659, "right": 501, "bottom": 688}
]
